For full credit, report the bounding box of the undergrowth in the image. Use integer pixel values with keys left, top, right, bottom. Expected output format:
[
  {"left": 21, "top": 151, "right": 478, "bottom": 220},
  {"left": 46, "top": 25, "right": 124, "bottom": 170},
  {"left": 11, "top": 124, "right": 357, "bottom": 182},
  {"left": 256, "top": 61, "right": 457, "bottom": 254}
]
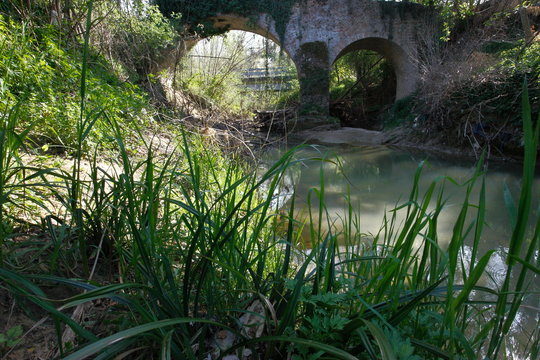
[
  {"left": 387, "top": 11, "right": 540, "bottom": 156},
  {"left": 0, "top": 13, "right": 150, "bottom": 151},
  {"left": 0, "top": 84, "right": 538, "bottom": 358}
]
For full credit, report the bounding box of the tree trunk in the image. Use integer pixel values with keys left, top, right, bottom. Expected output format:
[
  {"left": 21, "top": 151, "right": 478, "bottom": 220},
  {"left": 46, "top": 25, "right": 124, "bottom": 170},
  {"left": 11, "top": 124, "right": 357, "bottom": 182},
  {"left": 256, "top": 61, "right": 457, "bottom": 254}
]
[{"left": 520, "top": 7, "right": 533, "bottom": 42}]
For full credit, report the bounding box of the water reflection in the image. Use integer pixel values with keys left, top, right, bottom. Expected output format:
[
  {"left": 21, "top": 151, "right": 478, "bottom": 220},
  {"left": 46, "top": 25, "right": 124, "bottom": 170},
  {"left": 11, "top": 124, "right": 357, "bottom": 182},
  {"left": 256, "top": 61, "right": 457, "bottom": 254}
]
[{"left": 284, "top": 145, "right": 538, "bottom": 250}]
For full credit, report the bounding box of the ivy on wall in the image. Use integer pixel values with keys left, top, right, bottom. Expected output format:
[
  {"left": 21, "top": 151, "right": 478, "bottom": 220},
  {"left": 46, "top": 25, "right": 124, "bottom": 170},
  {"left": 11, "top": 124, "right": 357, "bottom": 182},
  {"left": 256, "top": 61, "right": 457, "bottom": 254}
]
[{"left": 152, "top": 0, "right": 299, "bottom": 41}]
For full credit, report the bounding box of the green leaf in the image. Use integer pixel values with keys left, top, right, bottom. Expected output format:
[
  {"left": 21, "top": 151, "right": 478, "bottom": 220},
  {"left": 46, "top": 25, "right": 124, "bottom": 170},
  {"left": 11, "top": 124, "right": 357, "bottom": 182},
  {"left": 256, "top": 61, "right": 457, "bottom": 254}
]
[
  {"left": 63, "top": 318, "right": 234, "bottom": 360},
  {"left": 361, "top": 320, "right": 397, "bottom": 360},
  {"left": 388, "top": 277, "right": 446, "bottom": 326},
  {"left": 6, "top": 325, "right": 22, "bottom": 338},
  {"left": 410, "top": 338, "right": 450, "bottom": 359},
  {"left": 452, "top": 250, "right": 495, "bottom": 311},
  {"left": 218, "top": 335, "right": 359, "bottom": 360},
  {"left": 508, "top": 255, "right": 540, "bottom": 275}
]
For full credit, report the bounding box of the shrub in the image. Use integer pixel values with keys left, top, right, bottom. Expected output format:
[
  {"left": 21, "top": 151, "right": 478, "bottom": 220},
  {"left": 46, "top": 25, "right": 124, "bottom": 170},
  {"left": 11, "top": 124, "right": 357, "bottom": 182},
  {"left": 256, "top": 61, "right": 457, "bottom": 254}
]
[
  {"left": 0, "top": 14, "right": 150, "bottom": 150},
  {"left": 92, "top": 1, "right": 180, "bottom": 83}
]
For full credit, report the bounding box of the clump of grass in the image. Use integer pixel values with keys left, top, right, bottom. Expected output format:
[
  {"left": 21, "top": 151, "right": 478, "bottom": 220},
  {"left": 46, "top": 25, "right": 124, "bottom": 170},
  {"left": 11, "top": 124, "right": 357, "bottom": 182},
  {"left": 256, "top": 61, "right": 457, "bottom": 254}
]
[
  {"left": 486, "top": 79, "right": 539, "bottom": 359},
  {"left": 0, "top": 105, "right": 28, "bottom": 266}
]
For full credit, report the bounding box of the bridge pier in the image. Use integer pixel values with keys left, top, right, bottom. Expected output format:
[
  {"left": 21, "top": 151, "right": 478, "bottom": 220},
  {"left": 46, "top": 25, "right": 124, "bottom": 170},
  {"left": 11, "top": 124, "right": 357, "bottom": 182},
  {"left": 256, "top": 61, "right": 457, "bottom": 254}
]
[{"left": 296, "top": 41, "right": 330, "bottom": 116}]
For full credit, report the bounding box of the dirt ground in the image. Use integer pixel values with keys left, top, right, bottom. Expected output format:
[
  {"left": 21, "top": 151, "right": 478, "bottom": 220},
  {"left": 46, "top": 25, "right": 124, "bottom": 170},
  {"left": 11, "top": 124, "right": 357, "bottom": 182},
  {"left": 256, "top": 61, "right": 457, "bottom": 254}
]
[{"left": 1, "top": 289, "right": 59, "bottom": 360}]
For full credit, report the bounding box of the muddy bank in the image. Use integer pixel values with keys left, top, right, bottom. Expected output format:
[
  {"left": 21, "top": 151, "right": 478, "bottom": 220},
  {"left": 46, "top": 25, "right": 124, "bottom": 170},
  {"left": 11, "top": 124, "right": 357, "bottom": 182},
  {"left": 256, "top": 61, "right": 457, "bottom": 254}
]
[{"left": 287, "top": 125, "right": 526, "bottom": 163}]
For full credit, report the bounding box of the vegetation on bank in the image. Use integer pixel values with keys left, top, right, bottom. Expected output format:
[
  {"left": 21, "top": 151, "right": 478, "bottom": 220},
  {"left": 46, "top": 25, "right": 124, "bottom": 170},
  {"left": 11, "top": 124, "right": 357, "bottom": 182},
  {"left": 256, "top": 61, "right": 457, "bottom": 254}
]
[
  {"left": 0, "top": 13, "right": 150, "bottom": 150},
  {"left": 385, "top": 7, "right": 540, "bottom": 156},
  {"left": 321, "top": 4, "right": 540, "bottom": 158},
  {"left": 0, "top": 1, "right": 538, "bottom": 359}
]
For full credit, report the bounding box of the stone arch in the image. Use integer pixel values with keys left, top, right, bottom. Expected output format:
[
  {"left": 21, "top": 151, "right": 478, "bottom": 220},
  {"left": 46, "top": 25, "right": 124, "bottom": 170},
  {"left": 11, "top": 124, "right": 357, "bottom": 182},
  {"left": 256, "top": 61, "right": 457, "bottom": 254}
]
[
  {"left": 183, "top": 14, "right": 301, "bottom": 88},
  {"left": 207, "top": 14, "right": 294, "bottom": 60},
  {"left": 333, "top": 37, "right": 417, "bottom": 100}
]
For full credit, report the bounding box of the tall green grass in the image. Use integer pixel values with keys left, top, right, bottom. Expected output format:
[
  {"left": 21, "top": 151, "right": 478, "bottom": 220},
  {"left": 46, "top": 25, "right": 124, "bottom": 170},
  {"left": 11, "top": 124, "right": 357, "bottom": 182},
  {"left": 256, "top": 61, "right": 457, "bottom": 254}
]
[
  {"left": 486, "top": 80, "right": 540, "bottom": 359},
  {"left": 0, "top": 100, "right": 537, "bottom": 358},
  {"left": 0, "top": 104, "right": 55, "bottom": 268},
  {"left": 0, "top": 105, "right": 28, "bottom": 266}
]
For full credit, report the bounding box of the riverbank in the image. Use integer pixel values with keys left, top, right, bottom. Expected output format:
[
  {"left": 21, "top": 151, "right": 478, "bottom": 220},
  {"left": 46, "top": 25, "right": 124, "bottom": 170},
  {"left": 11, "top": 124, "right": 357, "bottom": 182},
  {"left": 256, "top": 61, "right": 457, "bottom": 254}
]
[{"left": 280, "top": 124, "right": 526, "bottom": 163}]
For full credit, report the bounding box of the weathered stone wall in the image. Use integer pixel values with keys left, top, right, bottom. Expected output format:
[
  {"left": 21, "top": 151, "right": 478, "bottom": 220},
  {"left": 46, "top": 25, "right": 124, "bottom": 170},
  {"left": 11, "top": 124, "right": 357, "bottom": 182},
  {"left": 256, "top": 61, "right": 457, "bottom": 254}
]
[{"left": 209, "top": 0, "right": 437, "bottom": 121}]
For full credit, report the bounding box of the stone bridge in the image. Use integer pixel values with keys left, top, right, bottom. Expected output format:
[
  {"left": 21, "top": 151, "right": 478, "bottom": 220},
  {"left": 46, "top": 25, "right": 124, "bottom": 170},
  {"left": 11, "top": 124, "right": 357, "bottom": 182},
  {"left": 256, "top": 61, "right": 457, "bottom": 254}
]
[{"left": 191, "top": 0, "right": 437, "bottom": 124}]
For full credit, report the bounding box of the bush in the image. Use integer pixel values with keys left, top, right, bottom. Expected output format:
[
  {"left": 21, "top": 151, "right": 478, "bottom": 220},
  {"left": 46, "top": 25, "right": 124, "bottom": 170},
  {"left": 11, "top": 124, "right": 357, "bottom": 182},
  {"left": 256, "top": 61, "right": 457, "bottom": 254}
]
[
  {"left": 384, "top": 95, "right": 417, "bottom": 128},
  {"left": 92, "top": 1, "right": 180, "bottom": 83},
  {"left": 410, "top": 24, "right": 539, "bottom": 154},
  {"left": 0, "top": 14, "right": 150, "bottom": 150}
]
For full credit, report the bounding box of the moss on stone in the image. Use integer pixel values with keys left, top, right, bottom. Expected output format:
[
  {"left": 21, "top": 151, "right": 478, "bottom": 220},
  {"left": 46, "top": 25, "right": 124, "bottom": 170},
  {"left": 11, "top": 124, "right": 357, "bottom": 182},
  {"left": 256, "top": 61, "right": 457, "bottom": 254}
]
[
  {"left": 154, "top": 0, "right": 299, "bottom": 44},
  {"left": 265, "top": 0, "right": 297, "bottom": 44},
  {"left": 379, "top": 1, "right": 430, "bottom": 20}
]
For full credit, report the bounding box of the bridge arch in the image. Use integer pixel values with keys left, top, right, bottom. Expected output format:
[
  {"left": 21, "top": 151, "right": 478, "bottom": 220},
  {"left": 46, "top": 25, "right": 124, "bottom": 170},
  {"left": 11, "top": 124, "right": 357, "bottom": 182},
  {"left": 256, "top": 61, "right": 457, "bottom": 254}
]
[
  {"left": 333, "top": 37, "right": 416, "bottom": 100},
  {"left": 208, "top": 14, "right": 293, "bottom": 59},
  {"left": 180, "top": 27, "right": 300, "bottom": 112},
  {"left": 159, "top": 0, "right": 437, "bottom": 127}
]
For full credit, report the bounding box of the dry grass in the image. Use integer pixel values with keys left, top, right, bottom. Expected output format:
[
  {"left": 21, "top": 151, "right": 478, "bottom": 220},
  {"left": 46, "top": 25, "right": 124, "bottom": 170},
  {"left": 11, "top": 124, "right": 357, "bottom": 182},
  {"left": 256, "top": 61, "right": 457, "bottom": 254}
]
[{"left": 405, "top": 6, "right": 539, "bottom": 157}]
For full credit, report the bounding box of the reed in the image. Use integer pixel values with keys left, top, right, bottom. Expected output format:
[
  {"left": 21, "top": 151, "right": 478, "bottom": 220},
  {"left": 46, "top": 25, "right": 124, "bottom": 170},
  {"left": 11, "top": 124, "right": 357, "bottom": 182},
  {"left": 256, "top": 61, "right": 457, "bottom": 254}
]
[
  {"left": 0, "top": 105, "right": 28, "bottom": 266},
  {"left": 487, "top": 79, "right": 540, "bottom": 359}
]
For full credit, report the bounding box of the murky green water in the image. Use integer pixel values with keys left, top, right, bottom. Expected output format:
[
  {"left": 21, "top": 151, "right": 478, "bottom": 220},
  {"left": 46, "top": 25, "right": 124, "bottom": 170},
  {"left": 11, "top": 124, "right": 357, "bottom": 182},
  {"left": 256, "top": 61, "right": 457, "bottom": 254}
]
[
  {"left": 284, "top": 145, "right": 539, "bottom": 250},
  {"left": 267, "top": 144, "right": 540, "bottom": 359}
]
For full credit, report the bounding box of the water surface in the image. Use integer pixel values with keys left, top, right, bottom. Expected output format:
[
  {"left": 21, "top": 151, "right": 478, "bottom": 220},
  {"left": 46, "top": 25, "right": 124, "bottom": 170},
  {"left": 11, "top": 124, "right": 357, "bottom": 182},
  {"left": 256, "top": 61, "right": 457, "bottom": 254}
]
[{"left": 284, "top": 145, "right": 539, "bottom": 251}]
